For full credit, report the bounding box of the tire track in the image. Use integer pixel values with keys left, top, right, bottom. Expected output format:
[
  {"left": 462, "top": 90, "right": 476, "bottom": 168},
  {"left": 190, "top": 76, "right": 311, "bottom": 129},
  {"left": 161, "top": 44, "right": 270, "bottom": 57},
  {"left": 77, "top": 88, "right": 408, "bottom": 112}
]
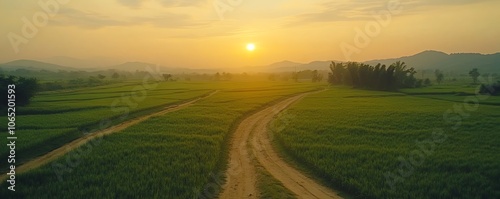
[{"left": 220, "top": 90, "right": 343, "bottom": 199}]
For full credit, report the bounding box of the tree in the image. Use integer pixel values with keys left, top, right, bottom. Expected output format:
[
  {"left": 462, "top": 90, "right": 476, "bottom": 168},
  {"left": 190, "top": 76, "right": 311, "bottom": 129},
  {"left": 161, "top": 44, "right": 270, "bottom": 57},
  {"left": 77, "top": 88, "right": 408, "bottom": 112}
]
[
  {"left": 391, "top": 61, "right": 416, "bottom": 88},
  {"left": 222, "top": 72, "right": 232, "bottom": 81},
  {"left": 479, "top": 81, "right": 500, "bottom": 95},
  {"left": 112, "top": 72, "right": 120, "bottom": 79},
  {"left": 328, "top": 62, "right": 344, "bottom": 84},
  {"left": 346, "top": 62, "right": 360, "bottom": 87},
  {"left": 214, "top": 72, "right": 221, "bottom": 81},
  {"left": 311, "top": 70, "right": 323, "bottom": 82},
  {"left": 268, "top": 74, "right": 277, "bottom": 81},
  {"left": 291, "top": 72, "right": 299, "bottom": 82},
  {"left": 435, "top": 70, "right": 444, "bottom": 84},
  {"left": 469, "top": 68, "right": 480, "bottom": 84},
  {"left": 424, "top": 78, "right": 432, "bottom": 86},
  {"left": 87, "top": 76, "right": 101, "bottom": 86},
  {"left": 0, "top": 75, "right": 39, "bottom": 107},
  {"left": 97, "top": 74, "right": 106, "bottom": 79},
  {"left": 162, "top": 74, "right": 172, "bottom": 81},
  {"left": 16, "top": 77, "right": 39, "bottom": 105},
  {"left": 415, "top": 79, "right": 423, "bottom": 88}
]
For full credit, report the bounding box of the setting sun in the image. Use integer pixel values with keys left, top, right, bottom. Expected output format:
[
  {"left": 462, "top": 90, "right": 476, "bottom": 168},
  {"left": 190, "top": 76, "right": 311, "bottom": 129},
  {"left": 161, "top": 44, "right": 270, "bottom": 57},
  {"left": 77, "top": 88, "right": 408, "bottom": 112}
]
[
  {"left": 0, "top": 1, "right": 499, "bottom": 198},
  {"left": 246, "top": 43, "right": 256, "bottom": 51}
]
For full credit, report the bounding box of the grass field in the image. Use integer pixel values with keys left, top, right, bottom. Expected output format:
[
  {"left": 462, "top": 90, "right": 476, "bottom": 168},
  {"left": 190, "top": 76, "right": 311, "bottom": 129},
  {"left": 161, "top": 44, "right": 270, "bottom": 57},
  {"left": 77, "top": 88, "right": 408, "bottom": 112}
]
[
  {"left": 1, "top": 81, "right": 214, "bottom": 171},
  {"left": 273, "top": 86, "right": 500, "bottom": 198},
  {"left": 0, "top": 81, "right": 324, "bottom": 198},
  {"left": 2, "top": 78, "right": 499, "bottom": 199}
]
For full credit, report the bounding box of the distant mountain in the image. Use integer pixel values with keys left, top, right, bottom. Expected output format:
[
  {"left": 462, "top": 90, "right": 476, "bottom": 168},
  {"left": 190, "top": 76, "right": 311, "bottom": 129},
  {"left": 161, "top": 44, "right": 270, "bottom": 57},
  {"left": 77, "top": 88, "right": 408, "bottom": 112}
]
[
  {"left": 263, "top": 60, "right": 339, "bottom": 72},
  {"left": 104, "top": 62, "right": 217, "bottom": 74},
  {"left": 105, "top": 62, "right": 158, "bottom": 72},
  {"left": 263, "top": 51, "right": 500, "bottom": 73},
  {"left": 0, "top": 59, "right": 214, "bottom": 74},
  {"left": 268, "top": 60, "right": 301, "bottom": 69},
  {"left": 0, "top": 59, "right": 75, "bottom": 72},
  {"left": 4, "top": 50, "right": 498, "bottom": 74},
  {"left": 365, "top": 50, "right": 500, "bottom": 72},
  {"left": 242, "top": 60, "right": 301, "bottom": 72},
  {"left": 299, "top": 61, "right": 336, "bottom": 71},
  {"left": 41, "top": 56, "right": 121, "bottom": 68}
]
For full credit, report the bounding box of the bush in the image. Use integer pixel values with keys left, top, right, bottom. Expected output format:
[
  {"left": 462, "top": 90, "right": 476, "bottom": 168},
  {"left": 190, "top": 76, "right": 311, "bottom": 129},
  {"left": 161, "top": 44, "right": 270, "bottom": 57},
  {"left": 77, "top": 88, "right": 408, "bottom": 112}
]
[
  {"left": 479, "top": 81, "right": 500, "bottom": 95},
  {"left": 0, "top": 75, "right": 39, "bottom": 108}
]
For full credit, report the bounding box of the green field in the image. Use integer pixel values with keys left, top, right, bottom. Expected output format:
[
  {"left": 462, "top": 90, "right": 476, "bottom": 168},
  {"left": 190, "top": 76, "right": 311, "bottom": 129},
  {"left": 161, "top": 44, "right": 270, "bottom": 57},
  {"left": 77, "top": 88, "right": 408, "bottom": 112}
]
[
  {"left": 1, "top": 78, "right": 499, "bottom": 199},
  {"left": 0, "top": 81, "right": 324, "bottom": 198},
  {"left": 1, "top": 81, "right": 214, "bottom": 171},
  {"left": 273, "top": 87, "right": 500, "bottom": 198}
]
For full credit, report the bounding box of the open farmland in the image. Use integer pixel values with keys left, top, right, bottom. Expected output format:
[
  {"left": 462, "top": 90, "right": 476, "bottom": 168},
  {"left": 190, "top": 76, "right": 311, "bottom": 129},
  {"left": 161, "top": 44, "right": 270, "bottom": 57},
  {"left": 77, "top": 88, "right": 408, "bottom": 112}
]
[
  {"left": 0, "top": 82, "right": 324, "bottom": 198},
  {"left": 273, "top": 87, "right": 500, "bottom": 198},
  {"left": 2, "top": 0, "right": 499, "bottom": 198},
  {"left": 1, "top": 81, "right": 214, "bottom": 172},
  {"left": 1, "top": 78, "right": 499, "bottom": 199}
]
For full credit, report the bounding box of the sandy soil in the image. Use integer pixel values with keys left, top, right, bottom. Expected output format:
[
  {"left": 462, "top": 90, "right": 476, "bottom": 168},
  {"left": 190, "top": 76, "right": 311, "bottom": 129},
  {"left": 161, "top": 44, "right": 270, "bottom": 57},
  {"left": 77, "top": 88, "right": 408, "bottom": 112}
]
[
  {"left": 220, "top": 90, "right": 343, "bottom": 199},
  {"left": 0, "top": 90, "right": 217, "bottom": 182}
]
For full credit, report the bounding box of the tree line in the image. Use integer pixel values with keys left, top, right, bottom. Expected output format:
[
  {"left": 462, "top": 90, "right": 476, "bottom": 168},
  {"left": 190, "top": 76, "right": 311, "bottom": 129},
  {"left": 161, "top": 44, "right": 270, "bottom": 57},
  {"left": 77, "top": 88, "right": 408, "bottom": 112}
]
[
  {"left": 0, "top": 75, "right": 39, "bottom": 108},
  {"left": 328, "top": 61, "right": 428, "bottom": 90}
]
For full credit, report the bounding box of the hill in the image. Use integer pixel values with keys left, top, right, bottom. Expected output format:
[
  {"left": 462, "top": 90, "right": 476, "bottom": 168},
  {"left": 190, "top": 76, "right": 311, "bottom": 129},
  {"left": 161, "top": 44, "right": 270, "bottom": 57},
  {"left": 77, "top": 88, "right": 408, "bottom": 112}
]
[
  {"left": 0, "top": 59, "right": 75, "bottom": 72},
  {"left": 264, "top": 60, "right": 337, "bottom": 72},
  {"left": 365, "top": 50, "right": 500, "bottom": 72},
  {"left": 104, "top": 62, "right": 159, "bottom": 72},
  {"left": 3, "top": 50, "right": 499, "bottom": 74},
  {"left": 104, "top": 62, "right": 215, "bottom": 74},
  {"left": 263, "top": 51, "right": 500, "bottom": 73},
  {"left": 40, "top": 56, "right": 120, "bottom": 69}
]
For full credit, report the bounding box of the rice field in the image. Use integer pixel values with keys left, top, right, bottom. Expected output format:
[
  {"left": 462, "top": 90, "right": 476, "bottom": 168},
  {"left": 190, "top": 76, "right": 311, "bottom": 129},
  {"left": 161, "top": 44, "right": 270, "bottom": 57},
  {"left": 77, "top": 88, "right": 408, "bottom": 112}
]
[
  {"left": 273, "top": 87, "right": 500, "bottom": 198},
  {"left": 0, "top": 81, "right": 324, "bottom": 198},
  {"left": 1, "top": 81, "right": 214, "bottom": 171},
  {"left": 2, "top": 79, "right": 498, "bottom": 199}
]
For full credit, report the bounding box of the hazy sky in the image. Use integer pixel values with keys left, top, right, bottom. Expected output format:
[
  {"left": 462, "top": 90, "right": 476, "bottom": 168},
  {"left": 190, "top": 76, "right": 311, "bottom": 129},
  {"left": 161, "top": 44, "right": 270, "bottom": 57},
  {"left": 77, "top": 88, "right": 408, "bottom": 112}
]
[{"left": 1, "top": 0, "right": 499, "bottom": 68}]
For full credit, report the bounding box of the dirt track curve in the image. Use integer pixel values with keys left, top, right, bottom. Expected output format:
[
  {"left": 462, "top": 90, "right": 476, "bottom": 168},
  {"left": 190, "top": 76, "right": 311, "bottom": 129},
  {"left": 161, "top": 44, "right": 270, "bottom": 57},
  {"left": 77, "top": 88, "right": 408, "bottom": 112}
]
[
  {"left": 0, "top": 90, "right": 218, "bottom": 182},
  {"left": 220, "top": 90, "right": 343, "bottom": 199}
]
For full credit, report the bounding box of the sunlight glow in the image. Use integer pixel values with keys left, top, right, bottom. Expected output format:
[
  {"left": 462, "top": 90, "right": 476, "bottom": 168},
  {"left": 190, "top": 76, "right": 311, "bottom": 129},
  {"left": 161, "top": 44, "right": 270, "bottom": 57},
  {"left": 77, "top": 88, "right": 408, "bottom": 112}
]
[{"left": 246, "top": 43, "right": 255, "bottom": 51}]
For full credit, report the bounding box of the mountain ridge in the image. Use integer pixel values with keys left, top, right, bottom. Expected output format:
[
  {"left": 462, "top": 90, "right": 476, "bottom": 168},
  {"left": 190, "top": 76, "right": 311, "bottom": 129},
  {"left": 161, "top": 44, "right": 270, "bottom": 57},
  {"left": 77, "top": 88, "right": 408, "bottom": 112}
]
[
  {"left": 265, "top": 50, "right": 500, "bottom": 72},
  {"left": 2, "top": 50, "right": 499, "bottom": 73},
  {"left": 0, "top": 59, "right": 76, "bottom": 72}
]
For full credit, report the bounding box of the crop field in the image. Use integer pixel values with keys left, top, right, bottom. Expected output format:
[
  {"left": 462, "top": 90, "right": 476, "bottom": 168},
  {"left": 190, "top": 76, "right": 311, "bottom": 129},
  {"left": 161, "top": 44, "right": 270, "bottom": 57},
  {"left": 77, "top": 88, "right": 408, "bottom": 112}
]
[
  {"left": 2, "top": 1, "right": 499, "bottom": 198},
  {"left": 0, "top": 81, "right": 323, "bottom": 198},
  {"left": 273, "top": 87, "right": 500, "bottom": 198},
  {"left": 1, "top": 78, "right": 498, "bottom": 199},
  {"left": 0, "top": 81, "right": 216, "bottom": 171}
]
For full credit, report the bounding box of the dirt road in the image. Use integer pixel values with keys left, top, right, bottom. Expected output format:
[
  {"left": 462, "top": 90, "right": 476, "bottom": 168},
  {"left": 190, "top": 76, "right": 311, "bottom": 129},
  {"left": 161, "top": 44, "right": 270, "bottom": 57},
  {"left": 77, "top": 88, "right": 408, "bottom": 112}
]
[
  {"left": 0, "top": 90, "right": 217, "bottom": 182},
  {"left": 220, "top": 90, "right": 343, "bottom": 199}
]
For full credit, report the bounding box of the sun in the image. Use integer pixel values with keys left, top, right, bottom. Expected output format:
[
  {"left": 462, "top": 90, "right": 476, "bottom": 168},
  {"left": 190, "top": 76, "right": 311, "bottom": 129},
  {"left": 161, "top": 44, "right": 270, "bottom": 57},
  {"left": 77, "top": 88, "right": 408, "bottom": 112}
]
[{"left": 246, "top": 43, "right": 255, "bottom": 51}]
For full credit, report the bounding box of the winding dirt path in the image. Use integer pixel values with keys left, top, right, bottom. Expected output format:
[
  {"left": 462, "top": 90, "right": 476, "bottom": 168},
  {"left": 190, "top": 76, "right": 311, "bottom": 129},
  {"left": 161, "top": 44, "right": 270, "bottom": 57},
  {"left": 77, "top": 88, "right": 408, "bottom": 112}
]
[
  {"left": 220, "top": 90, "right": 343, "bottom": 199},
  {"left": 0, "top": 90, "right": 217, "bottom": 182}
]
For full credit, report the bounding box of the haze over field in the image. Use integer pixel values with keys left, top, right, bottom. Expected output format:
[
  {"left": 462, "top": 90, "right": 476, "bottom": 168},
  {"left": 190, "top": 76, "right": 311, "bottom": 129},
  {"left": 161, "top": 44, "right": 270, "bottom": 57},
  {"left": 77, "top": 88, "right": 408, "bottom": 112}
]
[
  {"left": 1, "top": 0, "right": 500, "bottom": 69},
  {"left": 1, "top": 1, "right": 500, "bottom": 199}
]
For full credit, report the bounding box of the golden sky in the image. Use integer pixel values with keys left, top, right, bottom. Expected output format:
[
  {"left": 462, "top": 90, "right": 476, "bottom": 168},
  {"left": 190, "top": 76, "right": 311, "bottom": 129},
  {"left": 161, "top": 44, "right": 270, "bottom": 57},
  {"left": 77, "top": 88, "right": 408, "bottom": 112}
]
[{"left": 1, "top": 0, "right": 499, "bottom": 68}]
